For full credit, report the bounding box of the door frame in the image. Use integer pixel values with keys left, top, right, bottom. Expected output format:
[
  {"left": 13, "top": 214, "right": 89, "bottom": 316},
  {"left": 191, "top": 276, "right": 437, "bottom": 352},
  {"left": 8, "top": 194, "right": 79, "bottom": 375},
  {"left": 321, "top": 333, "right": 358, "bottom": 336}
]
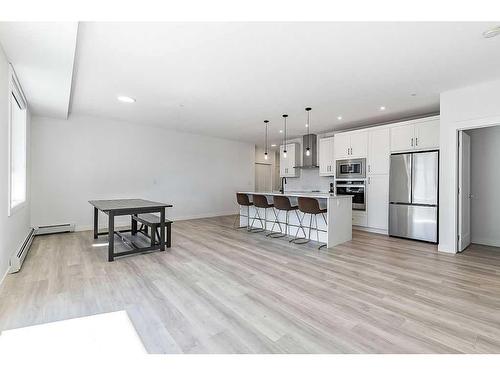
[
  {"left": 455, "top": 122, "right": 500, "bottom": 253},
  {"left": 457, "top": 130, "right": 471, "bottom": 252}
]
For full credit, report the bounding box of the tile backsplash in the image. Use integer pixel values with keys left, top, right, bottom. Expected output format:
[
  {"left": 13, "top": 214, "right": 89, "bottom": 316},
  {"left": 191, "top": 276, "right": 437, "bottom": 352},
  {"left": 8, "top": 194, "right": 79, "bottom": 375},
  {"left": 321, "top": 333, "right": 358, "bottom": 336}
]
[{"left": 285, "top": 168, "right": 335, "bottom": 192}]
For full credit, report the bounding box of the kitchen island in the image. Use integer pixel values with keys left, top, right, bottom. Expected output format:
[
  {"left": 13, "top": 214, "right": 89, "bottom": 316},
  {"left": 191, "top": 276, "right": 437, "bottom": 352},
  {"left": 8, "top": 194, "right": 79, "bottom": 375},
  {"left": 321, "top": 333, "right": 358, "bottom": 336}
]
[{"left": 237, "top": 191, "right": 352, "bottom": 248}]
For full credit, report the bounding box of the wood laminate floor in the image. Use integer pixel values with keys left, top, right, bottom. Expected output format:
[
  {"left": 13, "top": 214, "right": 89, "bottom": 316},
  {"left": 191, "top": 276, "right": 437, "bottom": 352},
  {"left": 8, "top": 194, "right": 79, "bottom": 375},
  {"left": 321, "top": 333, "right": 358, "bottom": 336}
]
[{"left": 1, "top": 215, "right": 499, "bottom": 353}]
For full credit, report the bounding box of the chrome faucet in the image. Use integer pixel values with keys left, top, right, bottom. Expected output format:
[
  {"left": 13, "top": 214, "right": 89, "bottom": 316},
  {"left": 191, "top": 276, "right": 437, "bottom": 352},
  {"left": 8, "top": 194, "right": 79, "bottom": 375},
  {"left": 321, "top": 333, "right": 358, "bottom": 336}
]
[{"left": 280, "top": 177, "right": 287, "bottom": 194}]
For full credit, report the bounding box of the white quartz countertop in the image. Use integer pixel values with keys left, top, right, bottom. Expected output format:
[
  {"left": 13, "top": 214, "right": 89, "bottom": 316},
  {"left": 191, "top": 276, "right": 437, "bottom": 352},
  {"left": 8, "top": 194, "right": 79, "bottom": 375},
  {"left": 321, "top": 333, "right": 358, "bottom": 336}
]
[{"left": 238, "top": 191, "right": 353, "bottom": 199}]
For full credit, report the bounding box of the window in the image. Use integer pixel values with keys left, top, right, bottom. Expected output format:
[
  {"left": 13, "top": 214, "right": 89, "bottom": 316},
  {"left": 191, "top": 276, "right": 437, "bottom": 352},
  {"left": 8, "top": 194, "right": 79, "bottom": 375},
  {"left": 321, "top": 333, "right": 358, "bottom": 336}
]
[{"left": 8, "top": 67, "right": 27, "bottom": 215}]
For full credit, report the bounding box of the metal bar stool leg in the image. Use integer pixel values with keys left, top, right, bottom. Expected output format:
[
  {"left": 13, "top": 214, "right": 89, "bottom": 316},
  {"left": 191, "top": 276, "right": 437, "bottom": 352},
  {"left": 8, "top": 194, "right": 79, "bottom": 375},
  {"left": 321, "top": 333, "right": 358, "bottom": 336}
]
[
  {"left": 290, "top": 212, "right": 310, "bottom": 244},
  {"left": 267, "top": 208, "right": 286, "bottom": 238},
  {"left": 250, "top": 207, "right": 265, "bottom": 233}
]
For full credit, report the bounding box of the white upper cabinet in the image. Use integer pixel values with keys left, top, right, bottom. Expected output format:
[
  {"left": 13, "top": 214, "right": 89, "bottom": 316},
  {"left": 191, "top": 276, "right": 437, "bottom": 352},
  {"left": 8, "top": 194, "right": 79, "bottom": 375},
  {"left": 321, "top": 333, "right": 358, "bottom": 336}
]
[
  {"left": 319, "top": 137, "right": 335, "bottom": 176},
  {"left": 334, "top": 133, "right": 351, "bottom": 160},
  {"left": 334, "top": 132, "right": 367, "bottom": 160},
  {"left": 390, "top": 119, "right": 440, "bottom": 152},
  {"left": 279, "top": 143, "right": 300, "bottom": 177},
  {"left": 390, "top": 124, "right": 415, "bottom": 152},
  {"left": 368, "top": 128, "right": 390, "bottom": 175},
  {"left": 415, "top": 120, "right": 439, "bottom": 150},
  {"left": 349, "top": 132, "right": 368, "bottom": 159}
]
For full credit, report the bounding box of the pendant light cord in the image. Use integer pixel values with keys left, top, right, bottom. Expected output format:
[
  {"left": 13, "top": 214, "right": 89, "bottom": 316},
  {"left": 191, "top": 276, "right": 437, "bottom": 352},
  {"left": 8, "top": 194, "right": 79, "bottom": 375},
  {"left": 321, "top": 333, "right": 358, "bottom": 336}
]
[
  {"left": 305, "top": 107, "right": 312, "bottom": 151},
  {"left": 282, "top": 114, "right": 288, "bottom": 153},
  {"left": 265, "top": 121, "right": 268, "bottom": 154}
]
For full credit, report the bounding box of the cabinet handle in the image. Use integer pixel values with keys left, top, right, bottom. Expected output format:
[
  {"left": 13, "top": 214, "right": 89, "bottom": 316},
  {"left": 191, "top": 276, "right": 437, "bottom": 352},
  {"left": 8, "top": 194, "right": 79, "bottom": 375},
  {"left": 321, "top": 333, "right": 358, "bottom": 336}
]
[
  {"left": 368, "top": 177, "right": 371, "bottom": 184},
  {"left": 411, "top": 138, "right": 414, "bottom": 147},
  {"left": 415, "top": 137, "right": 418, "bottom": 146},
  {"left": 368, "top": 165, "right": 371, "bottom": 173}
]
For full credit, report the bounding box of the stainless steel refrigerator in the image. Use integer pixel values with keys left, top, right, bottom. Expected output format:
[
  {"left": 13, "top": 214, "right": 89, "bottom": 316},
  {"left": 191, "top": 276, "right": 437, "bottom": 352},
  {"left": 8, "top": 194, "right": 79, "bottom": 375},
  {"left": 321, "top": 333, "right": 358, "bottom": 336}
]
[{"left": 389, "top": 151, "right": 438, "bottom": 243}]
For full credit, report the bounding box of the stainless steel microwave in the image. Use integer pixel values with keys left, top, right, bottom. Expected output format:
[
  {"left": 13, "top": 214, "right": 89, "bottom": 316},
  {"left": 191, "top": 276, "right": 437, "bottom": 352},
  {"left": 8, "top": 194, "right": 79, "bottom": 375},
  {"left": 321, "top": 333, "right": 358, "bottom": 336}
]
[{"left": 336, "top": 158, "right": 366, "bottom": 179}]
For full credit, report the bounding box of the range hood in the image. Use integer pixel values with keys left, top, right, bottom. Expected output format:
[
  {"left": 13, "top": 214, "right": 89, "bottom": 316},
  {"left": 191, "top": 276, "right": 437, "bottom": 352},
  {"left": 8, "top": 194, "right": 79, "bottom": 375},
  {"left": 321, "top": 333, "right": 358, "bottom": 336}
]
[{"left": 295, "top": 134, "right": 319, "bottom": 169}]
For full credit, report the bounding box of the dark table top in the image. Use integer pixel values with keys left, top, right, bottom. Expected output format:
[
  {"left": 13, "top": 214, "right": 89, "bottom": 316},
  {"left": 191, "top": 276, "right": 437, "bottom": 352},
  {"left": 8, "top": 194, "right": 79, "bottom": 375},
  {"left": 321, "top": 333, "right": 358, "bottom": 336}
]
[{"left": 89, "top": 199, "right": 173, "bottom": 212}]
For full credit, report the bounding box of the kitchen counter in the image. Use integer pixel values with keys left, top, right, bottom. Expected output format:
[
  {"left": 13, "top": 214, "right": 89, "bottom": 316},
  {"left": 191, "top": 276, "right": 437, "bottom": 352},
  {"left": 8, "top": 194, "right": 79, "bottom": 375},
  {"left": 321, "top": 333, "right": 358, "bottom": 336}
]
[
  {"left": 237, "top": 191, "right": 352, "bottom": 248},
  {"left": 238, "top": 191, "right": 351, "bottom": 199}
]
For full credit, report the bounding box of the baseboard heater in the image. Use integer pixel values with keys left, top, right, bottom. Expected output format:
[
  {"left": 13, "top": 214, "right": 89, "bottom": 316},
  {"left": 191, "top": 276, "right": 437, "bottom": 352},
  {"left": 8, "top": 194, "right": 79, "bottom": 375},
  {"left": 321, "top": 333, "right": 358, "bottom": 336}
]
[
  {"left": 8, "top": 223, "right": 75, "bottom": 274},
  {"left": 9, "top": 228, "right": 36, "bottom": 274},
  {"left": 35, "top": 223, "right": 75, "bottom": 235}
]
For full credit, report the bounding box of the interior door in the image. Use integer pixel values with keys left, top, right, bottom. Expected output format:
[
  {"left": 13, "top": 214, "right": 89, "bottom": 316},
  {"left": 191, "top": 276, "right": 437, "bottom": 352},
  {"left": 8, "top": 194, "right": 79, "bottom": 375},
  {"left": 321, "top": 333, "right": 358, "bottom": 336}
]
[
  {"left": 368, "top": 128, "right": 390, "bottom": 174},
  {"left": 255, "top": 163, "right": 272, "bottom": 192},
  {"left": 458, "top": 131, "right": 471, "bottom": 252}
]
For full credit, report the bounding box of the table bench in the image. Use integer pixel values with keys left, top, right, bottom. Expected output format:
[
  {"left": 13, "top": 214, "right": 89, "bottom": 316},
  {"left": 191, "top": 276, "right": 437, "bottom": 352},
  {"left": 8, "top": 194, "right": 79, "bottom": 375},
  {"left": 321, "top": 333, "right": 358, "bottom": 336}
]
[{"left": 132, "top": 213, "right": 172, "bottom": 248}]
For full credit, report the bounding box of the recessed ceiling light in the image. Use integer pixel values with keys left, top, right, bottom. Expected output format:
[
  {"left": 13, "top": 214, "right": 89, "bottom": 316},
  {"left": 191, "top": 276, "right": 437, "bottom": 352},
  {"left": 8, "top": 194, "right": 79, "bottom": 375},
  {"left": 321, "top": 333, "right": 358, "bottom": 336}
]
[
  {"left": 337, "top": 116, "right": 343, "bottom": 120},
  {"left": 379, "top": 106, "right": 386, "bottom": 111},
  {"left": 117, "top": 96, "right": 136, "bottom": 103},
  {"left": 279, "top": 130, "right": 283, "bottom": 133},
  {"left": 271, "top": 144, "right": 277, "bottom": 147},
  {"left": 483, "top": 26, "right": 500, "bottom": 38}
]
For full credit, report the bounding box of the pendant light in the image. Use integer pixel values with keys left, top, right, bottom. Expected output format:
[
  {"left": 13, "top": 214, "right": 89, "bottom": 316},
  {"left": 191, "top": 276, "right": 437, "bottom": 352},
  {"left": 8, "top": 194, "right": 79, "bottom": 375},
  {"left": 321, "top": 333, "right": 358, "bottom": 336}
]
[
  {"left": 263, "top": 120, "right": 269, "bottom": 160},
  {"left": 282, "top": 114, "right": 288, "bottom": 158},
  {"left": 305, "top": 107, "right": 312, "bottom": 156}
]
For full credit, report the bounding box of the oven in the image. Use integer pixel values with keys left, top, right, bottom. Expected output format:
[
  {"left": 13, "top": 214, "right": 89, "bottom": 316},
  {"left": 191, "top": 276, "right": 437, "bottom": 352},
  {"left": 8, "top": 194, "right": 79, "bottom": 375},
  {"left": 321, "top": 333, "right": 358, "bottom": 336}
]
[
  {"left": 336, "top": 158, "right": 366, "bottom": 179},
  {"left": 336, "top": 180, "right": 366, "bottom": 211}
]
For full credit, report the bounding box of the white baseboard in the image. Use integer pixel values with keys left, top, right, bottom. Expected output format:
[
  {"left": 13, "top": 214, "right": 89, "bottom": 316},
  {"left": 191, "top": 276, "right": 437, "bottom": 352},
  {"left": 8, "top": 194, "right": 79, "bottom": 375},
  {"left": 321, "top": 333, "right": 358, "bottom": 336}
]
[
  {"left": 0, "top": 267, "right": 8, "bottom": 287},
  {"left": 471, "top": 237, "right": 500, "bottom": 248},
  {"left": 353, "top": 225, "right": 389, "bottom": 236}
]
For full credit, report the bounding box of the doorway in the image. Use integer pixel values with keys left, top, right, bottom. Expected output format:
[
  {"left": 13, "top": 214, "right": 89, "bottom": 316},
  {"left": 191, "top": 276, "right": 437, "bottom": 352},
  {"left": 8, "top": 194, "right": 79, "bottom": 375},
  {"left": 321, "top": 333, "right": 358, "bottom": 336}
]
[{"left": 458, "top": 125, "right": 500, "bottom": 252}]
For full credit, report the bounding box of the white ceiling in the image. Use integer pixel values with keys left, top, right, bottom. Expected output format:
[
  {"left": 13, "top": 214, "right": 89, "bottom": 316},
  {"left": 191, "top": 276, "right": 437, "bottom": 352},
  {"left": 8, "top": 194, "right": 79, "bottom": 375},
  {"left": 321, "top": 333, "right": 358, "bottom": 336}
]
[
  {"left": 0, "top": 22, "right": 78, "bottom": 118},
  {"left": 5, "top": 22, "right": 500, "bottom": 143}
]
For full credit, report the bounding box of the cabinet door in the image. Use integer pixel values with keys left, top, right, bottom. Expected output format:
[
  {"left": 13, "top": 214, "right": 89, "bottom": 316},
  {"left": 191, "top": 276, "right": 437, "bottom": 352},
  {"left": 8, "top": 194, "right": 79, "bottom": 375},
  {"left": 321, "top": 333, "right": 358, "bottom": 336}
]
[
  {"left": 319, "top": 138, "right": 329, "bottom": 174},
  {"left": 286, "top": 144, "right": 296, "bottom": 176},
  {"left": 334, "top": 133, "right": 350, "bottom": 160},
  {"left": 368, "top": 128, "right": 390, "bottom": 174},
  {"left": 390, "top": 124, "right": 415, "bottom": 152},
  {"left": 367, "top": 174, "right": 389, "bottom": 230},
  {"left": 349, "top": 132, "right": 368, "bottom": 158},
  {"left": 319, "top": 137, "right": 335, "bottom": 176},
  {"left": 415, "top": 120, "right": 439, "bottom": 150}
]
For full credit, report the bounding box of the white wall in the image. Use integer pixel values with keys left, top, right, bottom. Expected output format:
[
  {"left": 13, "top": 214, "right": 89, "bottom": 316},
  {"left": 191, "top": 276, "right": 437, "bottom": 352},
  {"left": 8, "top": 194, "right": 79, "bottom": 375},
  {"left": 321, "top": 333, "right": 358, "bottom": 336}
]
[
  {"left": 439, "top": 78, "right": 500, "bottom": 253},
  {"left": 30, "top": 115, "right": 255, "bottom": 230},
  {"left": 469, "top": 126, "right": 500, "bottom": 247},
  {"left": 0, "top": 46, "right": 32, "bottom": 282}
]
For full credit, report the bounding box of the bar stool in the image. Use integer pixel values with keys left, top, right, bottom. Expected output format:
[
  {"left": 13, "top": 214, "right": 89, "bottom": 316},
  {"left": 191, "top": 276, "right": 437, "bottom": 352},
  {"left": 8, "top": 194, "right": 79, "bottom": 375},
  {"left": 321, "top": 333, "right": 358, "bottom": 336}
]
[
  {"left": 292, "top": 197, "right": 328, "bottom": 249},
  {"left": 234, "top": 193, "right": 257, "bottom": 231},
  {"left": 272, "top": 195, "right": 305, "bottom": 239},
  {"left": 253, "top": 194, "right": 282, "bottom": 235}
]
